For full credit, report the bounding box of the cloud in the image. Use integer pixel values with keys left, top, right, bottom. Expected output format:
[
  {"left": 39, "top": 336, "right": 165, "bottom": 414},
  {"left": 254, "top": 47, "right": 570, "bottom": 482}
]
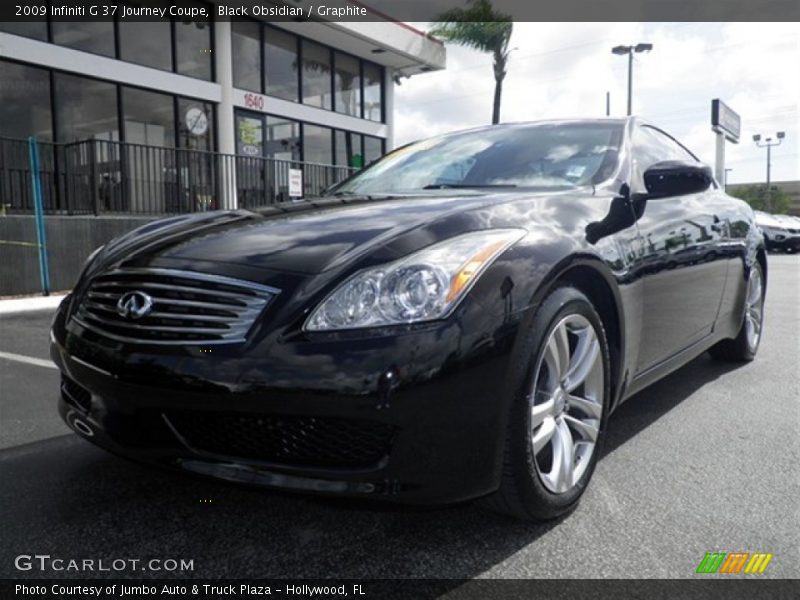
[{"left": 395, "top": 22, "right": 799, "bottom": 184}]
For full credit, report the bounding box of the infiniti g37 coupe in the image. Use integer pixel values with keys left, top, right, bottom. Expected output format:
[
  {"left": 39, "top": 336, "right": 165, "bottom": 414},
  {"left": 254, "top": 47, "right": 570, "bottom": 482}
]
[{"left": 51, "top": 118, "right": 766, "bottom": 521}]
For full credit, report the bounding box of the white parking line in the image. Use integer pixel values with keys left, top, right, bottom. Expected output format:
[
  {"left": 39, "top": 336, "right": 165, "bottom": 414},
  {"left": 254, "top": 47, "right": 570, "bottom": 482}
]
[{"left": 0, "top": 351, "right": 57, "bottom": 370}]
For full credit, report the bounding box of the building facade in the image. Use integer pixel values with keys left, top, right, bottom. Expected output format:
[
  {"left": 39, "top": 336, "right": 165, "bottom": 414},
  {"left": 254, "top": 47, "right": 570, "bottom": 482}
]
[{"left": 0, "top": 7, "right": 445, "bottom": 212}]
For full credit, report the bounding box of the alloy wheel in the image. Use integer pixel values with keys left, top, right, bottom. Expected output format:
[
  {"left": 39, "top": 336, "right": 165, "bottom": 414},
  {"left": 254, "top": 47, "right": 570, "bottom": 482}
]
[
  {"left": 744, "top": 267, "right": 764, "bottom": 351},
  {"left": 530, "top": 314, "right": 604, "bottom": 494}
]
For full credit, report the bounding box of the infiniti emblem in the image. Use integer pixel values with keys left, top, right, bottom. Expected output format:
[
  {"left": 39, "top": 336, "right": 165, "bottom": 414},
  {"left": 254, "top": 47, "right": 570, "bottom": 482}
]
[{"left": 116, "top": 291, "right": 153, "bottom": 319}]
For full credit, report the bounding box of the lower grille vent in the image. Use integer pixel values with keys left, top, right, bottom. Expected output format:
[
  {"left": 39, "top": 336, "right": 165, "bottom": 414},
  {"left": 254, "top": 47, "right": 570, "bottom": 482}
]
[
  {"left": 61, "top": 375, "right": 92, "bottom": 413},
  {"left": 165, "top": 411, "right": 395, "bottom": 469}
]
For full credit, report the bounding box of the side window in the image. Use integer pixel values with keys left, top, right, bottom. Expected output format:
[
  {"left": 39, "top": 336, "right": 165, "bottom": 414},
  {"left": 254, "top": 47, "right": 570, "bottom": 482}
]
[{"left": 634, "top": 125, "right": 697, "bottom": 170}]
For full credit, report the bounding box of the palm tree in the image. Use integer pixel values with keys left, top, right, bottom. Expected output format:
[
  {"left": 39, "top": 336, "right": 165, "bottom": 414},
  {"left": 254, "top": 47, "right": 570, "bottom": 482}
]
[{"left": 430, "top": 1, "right": 513, "bottom": 125}]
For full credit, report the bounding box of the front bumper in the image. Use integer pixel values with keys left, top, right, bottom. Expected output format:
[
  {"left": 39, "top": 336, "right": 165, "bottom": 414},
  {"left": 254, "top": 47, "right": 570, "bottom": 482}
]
[{"left": 51, "top": 298, "right": 521, "bottom": 504}]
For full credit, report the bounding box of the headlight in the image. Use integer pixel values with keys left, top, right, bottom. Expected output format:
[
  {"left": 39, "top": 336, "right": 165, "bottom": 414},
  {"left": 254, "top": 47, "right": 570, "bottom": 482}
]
[{"left": 305, "top": 229, "right": 525, "bottom": 331}]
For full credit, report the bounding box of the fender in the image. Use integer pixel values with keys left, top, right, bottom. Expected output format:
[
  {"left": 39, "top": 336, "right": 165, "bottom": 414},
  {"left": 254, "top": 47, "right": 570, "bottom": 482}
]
[{"left": 505, "top": 251, "right": 631, "bottom": 414}]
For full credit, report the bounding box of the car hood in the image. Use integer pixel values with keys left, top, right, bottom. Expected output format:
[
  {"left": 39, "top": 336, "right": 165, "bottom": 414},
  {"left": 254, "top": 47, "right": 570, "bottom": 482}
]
[
  {"left": 102, "top": 193, "right": 539, "bottom": 275},
  {"left": 755, "top": 213, "right": 790, "bottom": 229}
]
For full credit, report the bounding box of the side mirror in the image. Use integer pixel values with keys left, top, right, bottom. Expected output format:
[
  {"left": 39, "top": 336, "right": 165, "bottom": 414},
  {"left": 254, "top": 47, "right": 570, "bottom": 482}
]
[{"left": 643, "top": 160, "right": 713, "bottom": 199}]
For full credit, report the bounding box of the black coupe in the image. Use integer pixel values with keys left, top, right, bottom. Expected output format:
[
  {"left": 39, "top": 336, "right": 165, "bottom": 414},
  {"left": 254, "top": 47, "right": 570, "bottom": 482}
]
[{"left": 51, "top": 118, "right": 766, "bottom": 520}]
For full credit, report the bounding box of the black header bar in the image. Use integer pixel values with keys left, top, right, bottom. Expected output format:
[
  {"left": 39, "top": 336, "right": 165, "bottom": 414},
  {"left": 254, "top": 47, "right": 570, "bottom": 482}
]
[{"left": 2, "top": 0, "right": 799, "bottom": 23}]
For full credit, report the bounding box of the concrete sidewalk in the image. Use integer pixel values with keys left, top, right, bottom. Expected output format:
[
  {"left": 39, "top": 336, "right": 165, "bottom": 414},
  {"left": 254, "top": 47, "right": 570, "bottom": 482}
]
[{"left": 0, "top": 293, "right": 67, "bottom": 315}]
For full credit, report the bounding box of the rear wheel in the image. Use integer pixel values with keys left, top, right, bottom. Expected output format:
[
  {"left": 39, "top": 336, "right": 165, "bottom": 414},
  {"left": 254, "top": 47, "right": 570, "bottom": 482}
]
[
  {"left": 709, "top": 261, "right": 764, "bottom": 362},
  {"left": 482, "top": 287, "right": 610, "bottom": 521}
]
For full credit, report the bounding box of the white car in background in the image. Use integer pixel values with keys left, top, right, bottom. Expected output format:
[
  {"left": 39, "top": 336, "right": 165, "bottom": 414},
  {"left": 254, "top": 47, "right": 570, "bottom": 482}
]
[{"left": 755, "top": 211, "right": 800, "bottom": 253}]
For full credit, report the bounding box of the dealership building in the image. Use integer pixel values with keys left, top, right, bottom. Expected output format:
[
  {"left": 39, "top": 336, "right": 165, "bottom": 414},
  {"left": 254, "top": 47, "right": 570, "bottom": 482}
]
[{"left": 0, "top": 7, "right": 445, "bottom": 212}]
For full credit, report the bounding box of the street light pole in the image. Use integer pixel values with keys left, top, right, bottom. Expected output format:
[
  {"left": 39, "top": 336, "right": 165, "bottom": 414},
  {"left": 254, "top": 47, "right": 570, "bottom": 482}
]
[
  {"left": 612, "top": 43, "right": 653, "bottom": 116},
  {"left": 767, "top": 144, "right": 771, "bottom": 199},
  {"left": 753, "top": 132, "right": 785, "bottom": 212},
  {"left": 626, "top": 51, "right": 633, "bottom": 116}
]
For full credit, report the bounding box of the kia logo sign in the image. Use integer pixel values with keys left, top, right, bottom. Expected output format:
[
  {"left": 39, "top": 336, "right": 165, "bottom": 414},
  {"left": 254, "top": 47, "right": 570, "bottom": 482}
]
[{"left": 116, "top": 291, "right": 153, "bottom": 320}]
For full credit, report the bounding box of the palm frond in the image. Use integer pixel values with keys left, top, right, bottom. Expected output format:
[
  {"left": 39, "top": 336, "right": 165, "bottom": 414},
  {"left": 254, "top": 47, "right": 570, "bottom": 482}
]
[{"left": 429, "top": 1, "right": 513, "bottom": 54}]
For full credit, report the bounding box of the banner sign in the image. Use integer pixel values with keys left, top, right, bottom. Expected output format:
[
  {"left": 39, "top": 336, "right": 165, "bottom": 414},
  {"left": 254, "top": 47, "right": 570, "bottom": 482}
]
[{"left": 288, "top": 169, "right": 303, "bottom": 198}]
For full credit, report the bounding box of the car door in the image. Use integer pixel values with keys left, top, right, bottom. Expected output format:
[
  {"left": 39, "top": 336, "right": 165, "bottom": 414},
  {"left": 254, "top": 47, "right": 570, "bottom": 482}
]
[{"left": 629, "top": 125, "right": 729, "bottom": 372}]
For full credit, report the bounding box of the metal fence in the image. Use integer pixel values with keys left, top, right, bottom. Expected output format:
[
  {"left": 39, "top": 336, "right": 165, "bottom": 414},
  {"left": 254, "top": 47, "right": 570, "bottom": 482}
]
[{"left": 0, "top": 136, "right": 356, "bottom": 216}]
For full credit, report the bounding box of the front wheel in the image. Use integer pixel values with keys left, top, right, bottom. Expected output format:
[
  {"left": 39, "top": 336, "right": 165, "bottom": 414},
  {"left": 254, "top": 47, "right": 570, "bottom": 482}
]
[
  {"left": 709, "top": 261, "right": 765, "bottom": 362},
  {"left": 482, "top": 286, "right": 611, "bottom": 521}
]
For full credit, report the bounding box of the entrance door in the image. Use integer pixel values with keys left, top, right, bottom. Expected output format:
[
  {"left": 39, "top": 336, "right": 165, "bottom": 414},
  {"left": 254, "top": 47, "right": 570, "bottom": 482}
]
[{"left": 235, "top": 110, "right": 267, "bottom": 208}]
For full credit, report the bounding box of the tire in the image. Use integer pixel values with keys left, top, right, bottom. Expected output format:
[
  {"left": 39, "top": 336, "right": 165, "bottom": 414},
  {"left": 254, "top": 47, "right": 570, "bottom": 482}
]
[
  {"left": 708, "top": 260, "right": 765, "bottom": 362},
  {"left": 481, "top": 286, "right": 611, "bottom": 521}
]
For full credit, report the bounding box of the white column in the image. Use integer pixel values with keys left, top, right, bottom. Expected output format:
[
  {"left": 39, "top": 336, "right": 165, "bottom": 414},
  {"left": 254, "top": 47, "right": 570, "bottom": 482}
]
[
  {"left": 383, "top": 67, "right": 395, "bottom": 152},
  {"left": 214, "top": 21, "right": 237, "bottom": 209},
  {"left": 714, "top": 130, "right": 725, "bottom": 185}
]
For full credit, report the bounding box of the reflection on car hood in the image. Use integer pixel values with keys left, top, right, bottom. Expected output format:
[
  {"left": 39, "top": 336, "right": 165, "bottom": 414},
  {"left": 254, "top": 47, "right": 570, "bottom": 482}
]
[{"left": 103, "top": 193, "right": 550, "bottom": 275}]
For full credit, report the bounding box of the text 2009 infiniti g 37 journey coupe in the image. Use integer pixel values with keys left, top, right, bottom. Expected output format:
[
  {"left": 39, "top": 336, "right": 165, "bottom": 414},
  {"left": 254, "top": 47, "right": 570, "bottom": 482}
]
[{"left": 51, "top": 118, "right": 766, "bottom": 520}]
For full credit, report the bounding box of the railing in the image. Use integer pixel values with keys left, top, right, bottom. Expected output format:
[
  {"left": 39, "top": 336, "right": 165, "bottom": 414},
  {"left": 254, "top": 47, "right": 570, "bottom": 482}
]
[{"left": 0, "top": 136, "right": 356, "bottom": 216}]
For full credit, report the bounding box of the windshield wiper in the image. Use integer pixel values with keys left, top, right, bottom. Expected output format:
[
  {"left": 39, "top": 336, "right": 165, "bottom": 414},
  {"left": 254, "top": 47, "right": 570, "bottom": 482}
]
[{"left": 421, "top": 183, "right": 517, "bottom": 190}]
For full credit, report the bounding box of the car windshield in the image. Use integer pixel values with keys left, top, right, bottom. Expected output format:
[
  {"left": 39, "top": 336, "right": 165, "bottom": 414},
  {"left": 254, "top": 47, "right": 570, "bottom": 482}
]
[{"left": 333, "top": 122, "right": 624, "bottom": 195}]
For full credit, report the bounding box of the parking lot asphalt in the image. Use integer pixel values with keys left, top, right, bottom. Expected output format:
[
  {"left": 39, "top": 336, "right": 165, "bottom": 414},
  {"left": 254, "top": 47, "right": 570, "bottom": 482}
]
[{"left": 0, "top": 255, "right": 798, "bottom": 580}]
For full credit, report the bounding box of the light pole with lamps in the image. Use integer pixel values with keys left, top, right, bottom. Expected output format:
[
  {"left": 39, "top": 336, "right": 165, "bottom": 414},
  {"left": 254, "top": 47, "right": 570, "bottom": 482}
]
[
  {"left": 753, "top": 132, "right": 786, "bottom": 211},
  {"left": 611, "top": 43, "right": 653, "bottom": 116}
]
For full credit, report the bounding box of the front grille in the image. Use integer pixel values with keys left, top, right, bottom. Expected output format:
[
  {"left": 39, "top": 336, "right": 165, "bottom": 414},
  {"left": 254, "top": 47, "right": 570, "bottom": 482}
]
[
  {"left": 72, "top": 268, "right": 279, "bottom": 345},
  {"left": 165, "top": 411, "right": 396, "bottom": 469},
  {"left": 61, "top": 375, "right": 91, "bottom": 413}
]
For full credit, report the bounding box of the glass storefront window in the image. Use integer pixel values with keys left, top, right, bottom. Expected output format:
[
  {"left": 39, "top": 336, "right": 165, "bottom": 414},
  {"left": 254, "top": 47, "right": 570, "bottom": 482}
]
[
  {"left": 0, "top": 60, "right": 52, "bottom": 140},
  {"left": 301, "top": 40, "right": 332, "bottom": 110},
  {"left": 265, "top": 116, "right": 301, "bottom": 161},
  {"left": 302, "top": 124, "right": 334, "bottom": 196},
  {"left": 118, "top": 3, "right": 173, "bottom": 71},
  {"left": 264, "top": 26, "right": 299, "bottom": 102},
  {"left": 121, "top": 86, "right": 177, "bottom": 213},
  {"left": 53, "top": 73, "right": 122, "bottom": 212},
  {"left": 363, "top": 136, "right": 384, "bottom": 165},
  {"left": 177, "top": 94, "right": 215, "bottom": 212},
  {"left": 235, "top": 112, "right": 267, "bottom": 207},
  {"left": 335, "top": 130, "right": 363, "bottom": 168},
  {"left": 264, "top": 115, "right": 301, "bottom": 203},
  {"left": 51, "top": 22, "right": 115, "bottom": 57},
  {"left": 175, "top": 4, "right": 212, "bottom": 80},
  {"left": 55, "top": 73, "right": 119, "bottom": 142},
  {"left": 236, "top": 113, "right": 264, "bottom": 157},
  {"left": 302, "top": 124, "right": 333, "bottom": 165},
  {"left": 0, "top": 22, "right": 47, "bottom": 41},
  {"left": 363, "top": 62, "right": 383, "bottom": 122},
  {"left": 334, "top": 52, "right": 361, "bottom": 117},
  {"left": 122, "top": 87, "right": 175, "bottom": 147},
  {"left": 178, "top": 98, "right": 214, "bottom": 150},
  {"left": 232, "top": 20, "right": 261, "bottom": 92}
]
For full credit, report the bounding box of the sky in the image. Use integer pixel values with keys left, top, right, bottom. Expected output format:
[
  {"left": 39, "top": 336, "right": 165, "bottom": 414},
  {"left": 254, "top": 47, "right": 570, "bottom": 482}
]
[{"left": 394, "top": 22, "right": 800, "bottom": 185}]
